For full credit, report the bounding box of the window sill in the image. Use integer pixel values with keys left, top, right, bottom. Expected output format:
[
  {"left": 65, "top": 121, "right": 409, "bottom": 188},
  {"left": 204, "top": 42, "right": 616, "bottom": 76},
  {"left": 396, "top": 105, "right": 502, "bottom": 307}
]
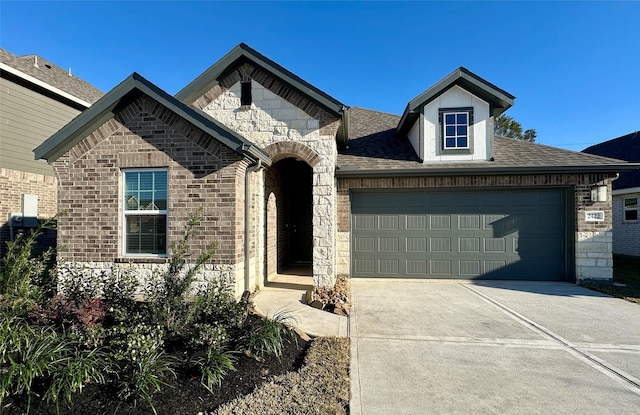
[
  {"left": 115, "top": 257, "right": 169, "bottom": 264},
  {"left": 441, "top": 148, "right": 473, "bottom": 155}
]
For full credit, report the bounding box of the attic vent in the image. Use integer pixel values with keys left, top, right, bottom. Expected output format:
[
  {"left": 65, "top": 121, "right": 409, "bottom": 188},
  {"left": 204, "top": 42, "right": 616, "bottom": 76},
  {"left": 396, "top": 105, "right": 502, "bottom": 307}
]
[
  {"left": 45, "top": 64, "right": 52, "bottom": 69},
  {"left": 241, "top": 81, "right": 252, "bottom": 106}
]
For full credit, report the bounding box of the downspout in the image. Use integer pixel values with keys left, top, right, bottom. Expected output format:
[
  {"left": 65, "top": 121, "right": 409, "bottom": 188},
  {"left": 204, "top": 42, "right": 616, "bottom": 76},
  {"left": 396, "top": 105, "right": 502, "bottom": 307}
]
[{"left": 244, "top": 159, "right": 262, "bottom": 295}]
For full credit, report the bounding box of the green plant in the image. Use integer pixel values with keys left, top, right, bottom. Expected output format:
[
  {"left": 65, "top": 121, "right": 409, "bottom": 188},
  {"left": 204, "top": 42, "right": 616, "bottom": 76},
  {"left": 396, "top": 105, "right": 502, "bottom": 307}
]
[
  {"left": 143, "top": 207, "right": 219, "bottom": 338},
  {"left": 197, "top": 347, "right": 237, "bottom": 393},
  {"left": 43, "top": 347, "right": 109, "bottom": 413},
  {"left": 115, "top": 351, "right": 176, "bottom": 415},
  {"left": 244, "top": 311, "right": 297, "bottom": 361},
  {"left": 0, "top": 314, "right": 107, "bottom": 413},
  {"left": 0, "top": 316, "right": 63, "bottom": 411},
  {"left": 0, "top": 217, "right": 59, "bottom": 314},
  {"left": 189, "top": 322, "right": 229, "bottom": 349}
]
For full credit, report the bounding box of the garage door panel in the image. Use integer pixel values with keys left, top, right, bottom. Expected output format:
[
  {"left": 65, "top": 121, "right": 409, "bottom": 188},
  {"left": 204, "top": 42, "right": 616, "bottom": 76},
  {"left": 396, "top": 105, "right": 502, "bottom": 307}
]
[
  {"left": 406, "top": 215, "right": 427, "bottom": 229},
  {"left": 407, "top": 260, "right": 428, "bottom": 275},
  {"left": 407, "top": 237, "right": 427, "bottom": 252},
  {"left": 354, "top": 215, "right": 376, "bottom": 230},
  {"left": 351, "top": 189, "right": 568, "bottom": 281},
  {"left": 430, "top": 237, "right": 452, "bottom": 252},
  {"left": 459, "top": 215, "right": 481, "bottom": 229}
]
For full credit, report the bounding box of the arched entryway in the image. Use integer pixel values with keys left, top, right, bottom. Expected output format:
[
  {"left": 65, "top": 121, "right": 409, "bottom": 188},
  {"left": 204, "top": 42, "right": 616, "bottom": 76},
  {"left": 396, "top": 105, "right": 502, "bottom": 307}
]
[{"left": 264, "top": 157, "right": 313, "bottom": 280}]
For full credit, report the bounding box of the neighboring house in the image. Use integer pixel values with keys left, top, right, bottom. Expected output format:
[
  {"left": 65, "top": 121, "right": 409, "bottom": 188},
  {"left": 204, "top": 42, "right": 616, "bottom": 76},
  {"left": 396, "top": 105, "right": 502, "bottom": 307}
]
[
  {"left": 0, "top": 48, "right": 103, "bottom": 258},
  {"left": 583, "top": 132, "right": 640, "bottom": 258},
  {"left": 34, "top": 44, "right": 636, "bottom": 296}
]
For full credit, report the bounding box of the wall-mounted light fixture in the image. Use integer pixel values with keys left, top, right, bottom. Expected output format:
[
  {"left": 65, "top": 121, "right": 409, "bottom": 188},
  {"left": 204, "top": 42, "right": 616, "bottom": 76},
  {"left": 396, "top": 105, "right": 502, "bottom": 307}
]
[{"left": 590, "top": 184, "right": 607, "bottom": 202}]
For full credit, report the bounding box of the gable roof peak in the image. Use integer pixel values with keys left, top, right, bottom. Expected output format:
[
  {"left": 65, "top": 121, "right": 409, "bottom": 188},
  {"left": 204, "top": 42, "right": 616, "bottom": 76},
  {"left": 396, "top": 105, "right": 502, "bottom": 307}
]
[
  {"left": 396, "top": 67, "right": 515, "bottom": 137},
  {"left": 35, "top": 71, "right": 271, "bottom": 165},
  {"left": 174, "top": 43, "right": 344, "bottom": 116}
]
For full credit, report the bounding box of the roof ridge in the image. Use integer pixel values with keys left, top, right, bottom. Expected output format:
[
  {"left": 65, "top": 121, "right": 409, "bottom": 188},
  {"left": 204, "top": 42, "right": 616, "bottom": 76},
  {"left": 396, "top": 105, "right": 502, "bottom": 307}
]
[{"left": 350, "top": 106, "right": 401, "bottom": 118}]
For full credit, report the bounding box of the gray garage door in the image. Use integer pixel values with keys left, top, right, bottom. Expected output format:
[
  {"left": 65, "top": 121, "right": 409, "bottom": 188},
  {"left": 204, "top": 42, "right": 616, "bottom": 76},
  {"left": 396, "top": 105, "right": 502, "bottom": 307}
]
[{"left": 351, "top": 189, "right": 568, "bottom": 280}]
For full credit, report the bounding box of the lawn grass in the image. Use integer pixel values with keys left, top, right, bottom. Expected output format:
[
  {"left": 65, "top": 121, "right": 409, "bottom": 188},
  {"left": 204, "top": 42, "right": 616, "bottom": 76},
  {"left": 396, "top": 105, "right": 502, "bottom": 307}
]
[
  {"left": 582, "top": 255, "right": 640, "bottom": 304},
  {"left": 214, "top": 337, "right": 350, "bottom": 415}
]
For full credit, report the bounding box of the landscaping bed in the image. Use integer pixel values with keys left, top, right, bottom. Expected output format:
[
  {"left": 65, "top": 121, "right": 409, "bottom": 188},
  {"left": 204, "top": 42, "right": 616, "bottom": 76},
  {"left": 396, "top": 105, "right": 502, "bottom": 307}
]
[
  {"left": 1, "top": 213, "right": 349, "bottom": 415},
  {"left": 4, "top": 318, "right": 310, "bottom": 415},
  {"left": 581, "top": 254, "right": 640, "bottom": 304}
]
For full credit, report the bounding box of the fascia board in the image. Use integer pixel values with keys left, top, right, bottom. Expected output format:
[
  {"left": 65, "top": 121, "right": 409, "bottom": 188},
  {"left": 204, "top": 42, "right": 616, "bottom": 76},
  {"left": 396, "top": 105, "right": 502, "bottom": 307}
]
[
  {"left": 1, "top": 61, "right": 92, "bottom": 108},
  {"left": 335, "top": 164, "right": 640, "bottom": 179}
]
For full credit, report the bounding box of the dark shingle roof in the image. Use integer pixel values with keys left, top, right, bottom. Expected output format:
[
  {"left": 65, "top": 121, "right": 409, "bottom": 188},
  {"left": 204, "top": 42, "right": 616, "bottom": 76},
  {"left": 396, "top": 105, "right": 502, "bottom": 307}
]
[
  {"left": 0, "top": 48, "right": 103, "bottom": 104},
  {"left": 337, "top": 107, "right": 636, "bottom": 177},
  {"left": 582, "top": 131, "right": 640, "bottom": 190},
  {"left": 338, "top": 107, "right": 420, "bottom": 169}
]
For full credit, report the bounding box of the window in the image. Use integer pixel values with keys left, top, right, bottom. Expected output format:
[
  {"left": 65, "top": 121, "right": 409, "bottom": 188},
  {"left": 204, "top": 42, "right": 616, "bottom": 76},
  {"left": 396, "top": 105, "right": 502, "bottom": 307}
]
[
  {"left": 123, "top": 169, "right": 168, "bottom": 256},
  {"left": 241, "top": 81, "right": 252, "bottom": 106},
  {"left": 439, "top": 107, "right": 473, "bottom": 153},
  {"left": 624, "top": 197, "right": 638, "bottom": 221}
]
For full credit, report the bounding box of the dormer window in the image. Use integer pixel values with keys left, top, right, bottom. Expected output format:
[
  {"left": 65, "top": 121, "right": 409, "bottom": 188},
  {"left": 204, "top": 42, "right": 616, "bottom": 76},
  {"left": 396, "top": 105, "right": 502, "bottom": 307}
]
[{"left": 439, "top": 107, "right": 473, "bottom": 154}]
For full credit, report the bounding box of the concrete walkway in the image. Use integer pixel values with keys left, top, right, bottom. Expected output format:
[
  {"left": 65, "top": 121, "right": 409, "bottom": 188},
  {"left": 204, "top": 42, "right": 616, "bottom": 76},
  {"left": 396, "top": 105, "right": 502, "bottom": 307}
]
[
  {"left": 252, "top": 270, "right": 348, "bottom": 337},
  {"left": 350, "top": 280, "right": 640, "bottom": 415}
]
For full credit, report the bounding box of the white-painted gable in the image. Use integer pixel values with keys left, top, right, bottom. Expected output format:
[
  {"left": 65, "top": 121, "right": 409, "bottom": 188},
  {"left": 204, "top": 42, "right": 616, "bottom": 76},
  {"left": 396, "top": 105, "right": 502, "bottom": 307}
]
[{"left": 407, "top": 85, "right": 493, "bottom": 163}]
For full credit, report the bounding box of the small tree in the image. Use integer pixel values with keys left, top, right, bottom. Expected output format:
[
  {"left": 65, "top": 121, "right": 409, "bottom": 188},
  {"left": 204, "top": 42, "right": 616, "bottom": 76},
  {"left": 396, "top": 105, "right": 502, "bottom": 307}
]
[{"left": 494, "top": 114, "right": 536, "bottom": 143}]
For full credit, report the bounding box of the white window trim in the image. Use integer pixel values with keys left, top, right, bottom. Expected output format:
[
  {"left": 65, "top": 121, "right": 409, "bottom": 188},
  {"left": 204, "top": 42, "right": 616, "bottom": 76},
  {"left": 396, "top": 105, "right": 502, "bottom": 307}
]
[
  {"left": 623, "top": 196, "right": 638, "bottom": 222},
  {"left": 443, "top": 110, "right": 470, "bottom": 150},
  {"left": 122, "top": 168, "right": 169, "bottom": 258}
]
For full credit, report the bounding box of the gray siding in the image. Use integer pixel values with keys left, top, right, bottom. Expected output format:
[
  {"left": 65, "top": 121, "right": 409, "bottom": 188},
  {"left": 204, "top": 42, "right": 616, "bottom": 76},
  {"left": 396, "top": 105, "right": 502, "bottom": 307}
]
[{"left": 0, "top": 77, "right": 81, "bottom": 176}]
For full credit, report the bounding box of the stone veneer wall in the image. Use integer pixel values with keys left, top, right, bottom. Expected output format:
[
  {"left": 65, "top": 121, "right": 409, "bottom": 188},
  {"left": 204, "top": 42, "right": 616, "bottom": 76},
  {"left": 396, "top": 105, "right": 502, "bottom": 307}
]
[
  {"left": 0, "top": 168, "right": 58, "bottom": 259},
  {"left": 200, "top": 80, "right": 340, "bottom": 287},
  {"left": 337, "top": 173, "right": 615, "bottom": 282},
  {"left": 52, "top": 95, "right": 250, "bottom": 296},
  {"left": 612, "top": 193, "right": 640, "bottom": 257}
]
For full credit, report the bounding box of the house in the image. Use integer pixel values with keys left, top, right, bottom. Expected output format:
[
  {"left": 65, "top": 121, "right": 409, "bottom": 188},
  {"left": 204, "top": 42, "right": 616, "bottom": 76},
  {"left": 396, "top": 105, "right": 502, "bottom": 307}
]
[
  {"left": 583, "top": 132, "right": 640, "bottom": 258},
  {"left": 0, "top": 48, "right": 103, "bottom": 258},
  {"left": 34, "top": 44, "right": 637, "bottom": 296}
]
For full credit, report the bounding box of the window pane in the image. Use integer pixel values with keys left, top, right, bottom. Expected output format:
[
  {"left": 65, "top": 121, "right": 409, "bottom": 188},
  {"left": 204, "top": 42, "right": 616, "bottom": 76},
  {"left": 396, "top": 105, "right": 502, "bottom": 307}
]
[
  {"left": 124, "top": 170, "right": 168, "bottom": 211},
  {"left": 457, "top": 113, "right": 467, "bottom": 124},
  {"left": 446, "top": 126, "right": 455, "bottom": 137},
  {"left": 457, "top": 137, "right": 468, "bottom": 148},
  {"left": 624, "top": 198, "right": 638, "bottom": 208},
  {"left": 625, "top": 210, "right": 638, "bottom": 221},
  {"left": 126, "top": 215, "right": 167, "bottom": 255},
  {"left": 446, "top": 138, "right": 455, "bottom": 148},
  {"left": 457, "top": 126, "right": 467, "bottom": 136},
  {"left": 445, "top": 114, "right": 455, "bottom": 124}
]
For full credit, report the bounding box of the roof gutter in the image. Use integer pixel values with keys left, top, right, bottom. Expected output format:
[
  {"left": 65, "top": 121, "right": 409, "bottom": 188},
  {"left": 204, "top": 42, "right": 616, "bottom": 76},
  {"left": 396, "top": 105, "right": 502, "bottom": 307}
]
[
  {"left": 335, "top": 164, "right": 640, "bottom": 179},
  {"left": 0, "top": 62, "right": 91, "bottom": 108}
]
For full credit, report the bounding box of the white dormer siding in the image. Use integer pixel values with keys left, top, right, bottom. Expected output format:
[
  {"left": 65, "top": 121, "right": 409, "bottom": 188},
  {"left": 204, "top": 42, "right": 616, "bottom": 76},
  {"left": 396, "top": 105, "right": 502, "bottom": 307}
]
[{"left": 412, "top": 85, "right": 492, "bottom": 163}]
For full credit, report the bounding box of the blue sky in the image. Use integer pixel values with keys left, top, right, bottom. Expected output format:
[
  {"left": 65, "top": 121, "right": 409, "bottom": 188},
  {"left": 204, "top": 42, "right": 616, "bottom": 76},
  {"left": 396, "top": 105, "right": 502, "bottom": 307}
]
[{"left": 1, "top": 1, "right": 638, "bottom": 151}]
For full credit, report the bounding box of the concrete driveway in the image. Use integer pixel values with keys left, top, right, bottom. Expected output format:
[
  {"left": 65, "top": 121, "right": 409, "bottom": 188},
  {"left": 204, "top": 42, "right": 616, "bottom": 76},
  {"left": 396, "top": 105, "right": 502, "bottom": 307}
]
[{"left": 349, "top": 280, "right": 640, "bottom": 414}]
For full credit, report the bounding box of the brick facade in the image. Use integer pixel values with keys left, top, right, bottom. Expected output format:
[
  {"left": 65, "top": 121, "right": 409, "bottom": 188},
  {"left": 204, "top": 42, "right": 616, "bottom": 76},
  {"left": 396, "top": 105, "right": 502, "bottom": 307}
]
[
  {"left": 52, "top": 95, "right": 249, "bottom": 292},
  {"left": 612, "top": 192, "right": 640, "bottom": 257},
  {"left": 337, "top": 173, "right": 615, "bottom": 282},
  {"left": 0, "top": 168, "right": 58, "bottom": 259}
]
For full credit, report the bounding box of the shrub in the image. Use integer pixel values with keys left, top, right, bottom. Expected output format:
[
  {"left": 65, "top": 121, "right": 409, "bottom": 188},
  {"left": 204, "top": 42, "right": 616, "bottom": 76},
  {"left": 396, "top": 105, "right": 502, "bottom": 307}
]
[
  {"left": 43, "top": 346, "right": 109, "bottom": 412},
  {"left": 243, "top": 311, "right": 297, "bottom": 361},
  {"left": 0, "top": 217, "right": 59, "bottom": 315},
  {"left": 0, "top": 315, "right": 107, "bottom": 413},
  {"left": 197, "top": 347, "right": 237, "bottom": 393},
  {"left": 114, "top": 350, "right": 176, "bottom": 415}
]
